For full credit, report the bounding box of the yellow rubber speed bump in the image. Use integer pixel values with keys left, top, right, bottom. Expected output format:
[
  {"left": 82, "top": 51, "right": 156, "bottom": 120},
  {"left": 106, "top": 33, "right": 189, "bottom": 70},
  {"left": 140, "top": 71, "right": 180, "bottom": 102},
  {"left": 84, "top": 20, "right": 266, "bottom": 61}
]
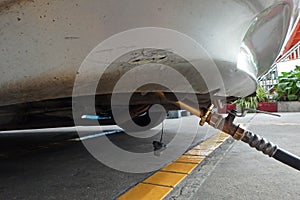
[
  {"left": 143, "top": 171, "right": 186, "bottom": 187},
  {"left": 118, "top": 132, "right": 230, "bottom": 200},
  {"left": 185, "top": 149, "right": 213, "bottom": 156},
  {"left": 174, "top": 155, "right": 204, "bottom": 164},
  {"left": 192, "top": 144, "right": 217, "bottom": 150},
  {"left": 118, "top": 183, "right": 172, "bottom": 200},
  {"left": 161, "top": 162, "right": 198, "bottom": 174}
]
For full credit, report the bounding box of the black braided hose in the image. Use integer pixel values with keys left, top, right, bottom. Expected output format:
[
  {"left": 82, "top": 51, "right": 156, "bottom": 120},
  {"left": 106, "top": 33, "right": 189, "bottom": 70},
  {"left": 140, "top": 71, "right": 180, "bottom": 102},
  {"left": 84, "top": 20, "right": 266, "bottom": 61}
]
[
  {"left": 155, "top": 94, "right": 300, "bottom": 171},
  {"left": 242, "top": 131, "right": 300, "bottom": 171}
]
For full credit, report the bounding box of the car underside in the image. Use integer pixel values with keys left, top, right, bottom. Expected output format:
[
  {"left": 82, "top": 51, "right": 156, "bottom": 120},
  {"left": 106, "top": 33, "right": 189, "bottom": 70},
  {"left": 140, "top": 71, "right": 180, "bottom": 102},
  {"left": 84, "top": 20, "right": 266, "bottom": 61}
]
[{"left": 0, "top": 0, "right": 299, "bottom": 131}]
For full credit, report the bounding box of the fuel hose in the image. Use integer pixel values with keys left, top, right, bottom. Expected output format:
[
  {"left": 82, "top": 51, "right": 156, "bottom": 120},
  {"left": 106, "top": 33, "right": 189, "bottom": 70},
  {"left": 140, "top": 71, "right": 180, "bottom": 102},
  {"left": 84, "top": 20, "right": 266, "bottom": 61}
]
[
  {"left": 241, "top": 130, "right": 300, "bottom": 171},
  {"left": 157, "top": 92, "right": 300, "bottom": 171}
]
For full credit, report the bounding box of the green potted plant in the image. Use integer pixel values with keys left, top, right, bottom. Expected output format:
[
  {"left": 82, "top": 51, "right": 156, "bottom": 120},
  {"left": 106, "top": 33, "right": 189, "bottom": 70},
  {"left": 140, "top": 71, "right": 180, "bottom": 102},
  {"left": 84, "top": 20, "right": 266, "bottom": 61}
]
[
  {"left": 274, "top": 65, "right": 300, "bottom": 101},
  {"left": 231, "top": 95, "right": 258, "bottom": 113},
  {"left": 273, "top": 65, "right": 300, "bottom": 112},
  {"left": 230, "top": 85, "right": 277, "bottom": 113},
  {"left": 221, "top": 65, "right": 300, "bottom": 113},
  {"left": 256, "top": 85, "right": 277, "bottom": 112}
]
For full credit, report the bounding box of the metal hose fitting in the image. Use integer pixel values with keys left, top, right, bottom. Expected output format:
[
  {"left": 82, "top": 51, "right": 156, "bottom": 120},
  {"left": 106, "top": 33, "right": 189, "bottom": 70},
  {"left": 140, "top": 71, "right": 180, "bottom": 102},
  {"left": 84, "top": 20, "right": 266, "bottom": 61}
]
[{"left": 241, "top": 131, "right": 277, "bottom": 157}]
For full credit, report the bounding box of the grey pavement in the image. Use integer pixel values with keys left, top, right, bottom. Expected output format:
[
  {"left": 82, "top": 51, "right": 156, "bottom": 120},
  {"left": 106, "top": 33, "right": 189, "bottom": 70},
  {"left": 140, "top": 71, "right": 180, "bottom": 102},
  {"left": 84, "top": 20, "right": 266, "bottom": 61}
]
[
  {"left": 0, "top": 113, "right": 299, "bottom": 199},
  {"left": 0, "top": 116, "right": 217, "bottom": 199},
  {"left": 168, "top": 113, "right": 300, "bottom": 200}
]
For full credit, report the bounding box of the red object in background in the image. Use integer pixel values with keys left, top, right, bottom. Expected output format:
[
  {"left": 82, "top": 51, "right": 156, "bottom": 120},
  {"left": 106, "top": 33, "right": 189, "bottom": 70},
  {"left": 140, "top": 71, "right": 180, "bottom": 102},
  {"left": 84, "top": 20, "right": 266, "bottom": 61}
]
[
  {"left": 218, "top": 104, "right": 236, "bottom": 114},
  {"left": 280, "top": 17, "right": 300, "bottom": 58},
  {"left": 258, "top": 102, "right": 278, "bottom": 112}
]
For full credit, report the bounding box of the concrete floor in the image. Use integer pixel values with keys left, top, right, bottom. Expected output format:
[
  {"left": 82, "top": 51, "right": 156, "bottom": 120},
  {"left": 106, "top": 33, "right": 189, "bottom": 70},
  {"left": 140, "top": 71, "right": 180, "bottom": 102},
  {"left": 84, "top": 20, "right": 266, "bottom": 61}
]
[
  {"left": 168, "top": 113, "right": 300, "bottom": 200},
  {"left": 0, "top": 116, "right": 217, "bottom": 199},
  {"left": 0, "top": 113, "right": 299, "bottom": 200}
]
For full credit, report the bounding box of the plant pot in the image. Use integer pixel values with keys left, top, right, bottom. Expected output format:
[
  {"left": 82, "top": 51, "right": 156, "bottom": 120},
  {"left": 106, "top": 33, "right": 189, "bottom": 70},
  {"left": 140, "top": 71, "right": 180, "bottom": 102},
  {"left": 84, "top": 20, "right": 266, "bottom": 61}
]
[
  {"left": 218, "top": 104, "right": 236, "bottom": 114},
  {"left": 257, "top": 102, "right": 277, "bottom": 112}
]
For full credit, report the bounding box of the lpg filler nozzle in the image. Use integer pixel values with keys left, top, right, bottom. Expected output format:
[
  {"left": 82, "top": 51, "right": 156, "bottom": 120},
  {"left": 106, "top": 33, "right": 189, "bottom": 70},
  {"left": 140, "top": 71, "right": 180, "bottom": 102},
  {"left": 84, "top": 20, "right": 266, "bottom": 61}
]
[{"left": 157, "top": 92, "right": 300, "bottom": 171}]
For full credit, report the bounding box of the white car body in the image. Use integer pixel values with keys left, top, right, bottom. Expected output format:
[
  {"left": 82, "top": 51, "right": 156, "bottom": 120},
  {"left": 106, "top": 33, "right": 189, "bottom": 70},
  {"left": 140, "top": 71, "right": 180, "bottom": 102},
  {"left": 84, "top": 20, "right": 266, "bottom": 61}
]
[{"left": 0, "top": 0, "right": 299, "bottom": 130}]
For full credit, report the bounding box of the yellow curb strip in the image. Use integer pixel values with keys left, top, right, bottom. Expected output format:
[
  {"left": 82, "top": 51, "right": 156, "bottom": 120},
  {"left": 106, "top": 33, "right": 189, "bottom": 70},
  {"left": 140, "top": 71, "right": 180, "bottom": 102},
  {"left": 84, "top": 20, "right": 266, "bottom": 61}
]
[
  {"left": 143, "top": 171, "right": 187, "bottom": 188},
  {"left": 118, "top": 183, "right": 172, "bottom": 200},
  {"left": 117, "top": 132, "right": 230, "bottom": 200},
  {"left": 174, "top": 155, "right": 204, "bottom": 164},
  {"left": 161, "top": 162, "right": 198, "bottom": 174}
]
